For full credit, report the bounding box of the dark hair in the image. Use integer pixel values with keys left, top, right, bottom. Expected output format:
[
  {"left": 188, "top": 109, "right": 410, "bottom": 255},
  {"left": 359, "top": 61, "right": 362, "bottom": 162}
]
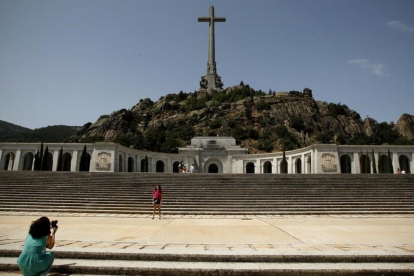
[
  {"left": 154, "top": 185, "right": 162, "bottom": 192},
  {"left": 29, "top": 217, "right": 51, "bottom": 239}
]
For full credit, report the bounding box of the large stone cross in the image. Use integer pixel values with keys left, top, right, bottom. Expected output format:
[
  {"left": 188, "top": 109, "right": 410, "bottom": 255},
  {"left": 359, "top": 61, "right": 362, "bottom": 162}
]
[{"left": 198, "top": 6, "right": 226, "bottom": 90}]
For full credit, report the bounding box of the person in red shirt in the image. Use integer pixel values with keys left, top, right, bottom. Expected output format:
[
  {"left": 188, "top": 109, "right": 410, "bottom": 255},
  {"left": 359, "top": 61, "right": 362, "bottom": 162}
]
[{"left": 152, "top": 185, "right": 163, "bottom": 219}]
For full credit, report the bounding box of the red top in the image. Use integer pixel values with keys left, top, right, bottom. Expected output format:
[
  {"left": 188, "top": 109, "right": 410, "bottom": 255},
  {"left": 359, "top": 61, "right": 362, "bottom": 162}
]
[{"left": 154, "top": 191, "right": 163, "bottom": 199}]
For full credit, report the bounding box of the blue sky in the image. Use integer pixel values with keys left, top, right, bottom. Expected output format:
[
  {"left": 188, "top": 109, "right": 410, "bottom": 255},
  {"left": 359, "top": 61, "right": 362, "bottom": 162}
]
[{"left": 0, "top": 0, "right": 413, "bottom": 129}]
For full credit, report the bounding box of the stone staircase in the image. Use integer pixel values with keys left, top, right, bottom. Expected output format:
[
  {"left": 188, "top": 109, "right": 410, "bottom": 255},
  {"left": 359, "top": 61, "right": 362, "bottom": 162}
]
[{"left": 0, "top": 171, "right": 413, "bottom": 215}]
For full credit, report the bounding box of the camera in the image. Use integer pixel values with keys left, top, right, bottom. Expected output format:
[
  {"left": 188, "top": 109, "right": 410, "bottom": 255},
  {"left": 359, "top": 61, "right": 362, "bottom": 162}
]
[{"left": 51, "top": 220, "right": 58, "bottom": 228}]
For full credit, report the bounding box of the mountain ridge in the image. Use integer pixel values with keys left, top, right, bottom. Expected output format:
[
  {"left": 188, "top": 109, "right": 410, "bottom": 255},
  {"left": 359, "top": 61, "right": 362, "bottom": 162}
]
[{"left": 0, "top": 122, "right": 81, "bottom": 143}]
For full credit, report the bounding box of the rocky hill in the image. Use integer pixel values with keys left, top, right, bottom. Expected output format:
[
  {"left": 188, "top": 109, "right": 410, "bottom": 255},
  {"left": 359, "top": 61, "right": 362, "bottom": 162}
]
[{"left": 68, "top": 84, "right": 414, "bottom": 153}]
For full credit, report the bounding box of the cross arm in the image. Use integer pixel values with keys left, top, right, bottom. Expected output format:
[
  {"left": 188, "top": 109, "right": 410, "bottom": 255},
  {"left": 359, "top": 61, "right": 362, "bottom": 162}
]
[
  {"left": 213, "top": 17, "right": 226, "bottom": 22},
  {"left": 198, "top": 17, "right": 226, "bottom": 22},
  {"left": 198, "top": 17, "right": 210, "bottom": 22}
]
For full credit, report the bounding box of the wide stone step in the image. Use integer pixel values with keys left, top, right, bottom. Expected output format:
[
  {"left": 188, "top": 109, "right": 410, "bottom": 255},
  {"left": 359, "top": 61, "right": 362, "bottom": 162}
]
[
  {"left": 2, "top": 205, "right": 414, "bottom": 212},
  {"left": 1, "top": 207, "right": 413, "bottom": 215},
  {"left": 2, "top": 198, "right": 413, "bottom": 205},
  {"left": 2, "top": 249, "right": 414, "bottom": 263},
  {"left": 1, "top": 257, "right": 413, "bottom": 276}
]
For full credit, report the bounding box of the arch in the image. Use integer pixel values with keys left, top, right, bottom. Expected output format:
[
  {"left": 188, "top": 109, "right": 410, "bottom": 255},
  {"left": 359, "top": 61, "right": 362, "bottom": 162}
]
[
  {"left": 208, "top": 164, "right": 218, "bottom": 173},
  {"left": 173, "top": 161, "right": 180, "bottom": 173},
  {"left": 360, "top": 155, "right": 371, "bottom": 173},
  {"left": 119, "top": 154, "right": 124, "bottom": 172},
  {"left": 156, "top": 160, "right": 165, "bottom": 173},
  {"left": 399, "top": 155, "right": 411, "bottom": 173},
  {"left": 3, "top": 152, "right": 15, "bottom": 171},
  {"left": 44, "top": 152, "right": 53, "bottom": 171},
  {"left": 306, "top": 156, "right": 311, "bottom": 174},
  {"left": 379, "top": 155, "right": 388, "bottom": 173},
  {"left": 204, "top": 158, "right": 223, "bottom": 173},
  {"left": 340, "top": 154, "right": 351, "bottom": 174},
  {"left": 296, "top": 158, "right": 302, "bottom": 174},
  {"left": 246, "top": 162, "right": 255, "bottom": 174},
  {"left": 263, "top": 161, "right": 272, "bottom": 173},
  {"left": 62, "top": 153, "right": 72, "bottom": 171},
  {"left": 141, "top": 158, "right": 148, "bottom": 172},
  {"left": 85, "top": 153, "right": 91, "bottom": 171},
  {"left": 279, "top": 160, "right": 289, "bottom": 173},
  {"left": 79, "top": 152, "right": 91, "bottom": 172},
  {"left": 22, "top": 152, "right": 34, "bottom": 171},
  {"left": 128, "top": 157, "right": 135, "bottom": 172}
]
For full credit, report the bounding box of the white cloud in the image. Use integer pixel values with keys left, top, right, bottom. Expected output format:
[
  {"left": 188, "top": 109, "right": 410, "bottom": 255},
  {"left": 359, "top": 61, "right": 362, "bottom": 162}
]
[
  {"left": 348, "top": 59, "right": 386, "bottom": 76},
  {"left": 385, "top": 21, "right": 414, "bottom": 34}
]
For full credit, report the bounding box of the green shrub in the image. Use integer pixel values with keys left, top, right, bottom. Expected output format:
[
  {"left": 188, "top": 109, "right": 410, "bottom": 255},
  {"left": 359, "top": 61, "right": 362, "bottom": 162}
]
[
  {"left": 327, "top": 102, "right": 348, "bottom": 117},
  {"left": 254, "top": 100, "right": 271, "bottom": 111},
  {"left": 316, "top": 130, "right": 334, "bottom": 144},
  {"left": 290, "top": 116, "right": 306, "bottom": 132}
]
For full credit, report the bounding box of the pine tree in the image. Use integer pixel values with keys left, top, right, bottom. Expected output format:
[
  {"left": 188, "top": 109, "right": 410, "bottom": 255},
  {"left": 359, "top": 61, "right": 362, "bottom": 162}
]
[
  {"left": 79, "top": 145, "right": 88, "bottom": 171},
  {"left": 371, "top": 149, "right": 377, "bottom": 174},
  {"left": 387, "top": 149, "right": 394, "bottom": 174},
  {"left": 33, "top": 148, "right": 41, "bottom": 171},
  {"left": 57, "top": 147, "right": 63, "bottom": 171},
  {"left": 345, "top": 154, "right": 352, "bottom": 173},
  {"left": 360, "top": 151, "right": 365, "bottom": 174},
  {"left": 38, "top": 141, "right": 44, "bottom": 170},
  {"left": 365, "top": 152, "right": 370, "bottom": 173},
  {"left": 281, "top": 148, "right": 288, "bottom": 173},
  {"left": 41, "top": 146, "right": 49, "bottom": 171},
  {"left": 378, "top": 151, "right": 384, "bottom": 173}
]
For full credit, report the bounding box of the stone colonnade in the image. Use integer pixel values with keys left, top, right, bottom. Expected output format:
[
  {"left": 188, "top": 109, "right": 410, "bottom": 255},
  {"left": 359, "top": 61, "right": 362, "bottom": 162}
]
[{"left": 0, "top": 142, "right": 413, "bottom": 174}]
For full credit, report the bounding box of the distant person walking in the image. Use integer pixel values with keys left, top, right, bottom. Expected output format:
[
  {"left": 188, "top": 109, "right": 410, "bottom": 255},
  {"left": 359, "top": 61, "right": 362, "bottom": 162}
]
[
  {"left": 17, "top": 216, "right": 58, "bottom": 276},
  {"left": 152, "top": 185, "right": 163, "bottom": 219}
]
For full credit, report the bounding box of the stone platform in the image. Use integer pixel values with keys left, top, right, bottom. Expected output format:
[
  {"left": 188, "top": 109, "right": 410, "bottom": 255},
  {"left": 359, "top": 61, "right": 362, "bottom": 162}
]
[{"left": 0, "top": 212, "right": 413, "bottom": 275}]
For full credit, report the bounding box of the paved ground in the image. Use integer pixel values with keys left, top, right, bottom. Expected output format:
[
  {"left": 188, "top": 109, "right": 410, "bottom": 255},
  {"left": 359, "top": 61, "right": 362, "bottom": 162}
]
[{"left": 1, "top": 211, "right": 414, "bottom": 257}]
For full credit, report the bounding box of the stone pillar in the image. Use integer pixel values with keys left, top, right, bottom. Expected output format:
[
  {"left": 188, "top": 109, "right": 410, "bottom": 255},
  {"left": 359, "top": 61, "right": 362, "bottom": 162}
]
[
  {"left": 149, "top": 156, "right": 154, "bottom": 172},
  {"left": 288, "top": 156, "right": 292, "bottom": 174},
  {"left": 71, "top": 150, "right": 79, "bottom": 172},
  {"left": 310, "top": 150, "right": 315, "bottom": 174},
  {"left": 52, "top": 150, "right": 59, "bottom": 171},
  {"left": 124, "top": 153, "right": 128, "bottom": 173},
  {"left": 353, "top": 152, "right": 360, "bottom": 174},
  {"left": 393, "top": 152, "right": 399, "bottom": 174},
  {"left": 301, "top": 153, "right": 305, "bottom": 174},
  {"left": 13, "top": 150, "right": 22, "bottom": 171},
  {"left": 411, "top": 153, "right": 414, "bottom": 174}
]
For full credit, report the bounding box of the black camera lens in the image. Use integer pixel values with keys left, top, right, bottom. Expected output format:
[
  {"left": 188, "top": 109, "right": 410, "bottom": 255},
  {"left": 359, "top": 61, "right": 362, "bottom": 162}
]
[{"left": 51, "top": 220, "right": 58, "bottom": 228}]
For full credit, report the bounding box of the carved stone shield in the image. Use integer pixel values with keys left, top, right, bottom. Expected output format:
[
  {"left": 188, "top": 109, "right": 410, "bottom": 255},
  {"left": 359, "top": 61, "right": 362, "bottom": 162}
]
[
  {"left": 96, "top": 152, "right": 111, "bottom": 171},
  {"left": 321, "top": 153, "right": 337, "bottom": 172}
]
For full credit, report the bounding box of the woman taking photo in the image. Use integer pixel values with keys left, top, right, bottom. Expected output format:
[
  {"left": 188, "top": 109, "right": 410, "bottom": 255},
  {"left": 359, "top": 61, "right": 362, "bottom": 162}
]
[
  {"left": 152, "top": 185, "right": 163, "bottom": 219},
  {"left": 17, "top": 216, "right": 58, "bottom": 276}
]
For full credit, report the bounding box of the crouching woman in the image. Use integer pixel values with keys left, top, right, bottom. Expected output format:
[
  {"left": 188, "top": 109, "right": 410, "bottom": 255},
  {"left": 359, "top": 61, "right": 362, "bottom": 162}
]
[{"left": 17, "top": 217, "right": 58, "bottom": 276}]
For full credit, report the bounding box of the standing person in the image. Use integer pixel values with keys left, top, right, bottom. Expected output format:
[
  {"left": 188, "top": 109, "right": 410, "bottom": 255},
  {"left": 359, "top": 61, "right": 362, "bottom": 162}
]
[
  {"left": 190, "top": 164, "right": 195, "bottom": 173},
  {"left": 17, "top": 216, "right": 58, "bottom": 276},
  {"left": 152, "top": 185, "right": 163, "bottom": 219}
]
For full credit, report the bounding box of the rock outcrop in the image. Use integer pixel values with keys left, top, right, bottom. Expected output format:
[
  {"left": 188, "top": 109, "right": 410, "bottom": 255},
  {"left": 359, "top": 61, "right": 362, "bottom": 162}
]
[
  {"left": 396, "top": 114, "right": 414, "bottom": 140},
  {"left": 68, "top": 85, "right": 413, "bottom": 153}
]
